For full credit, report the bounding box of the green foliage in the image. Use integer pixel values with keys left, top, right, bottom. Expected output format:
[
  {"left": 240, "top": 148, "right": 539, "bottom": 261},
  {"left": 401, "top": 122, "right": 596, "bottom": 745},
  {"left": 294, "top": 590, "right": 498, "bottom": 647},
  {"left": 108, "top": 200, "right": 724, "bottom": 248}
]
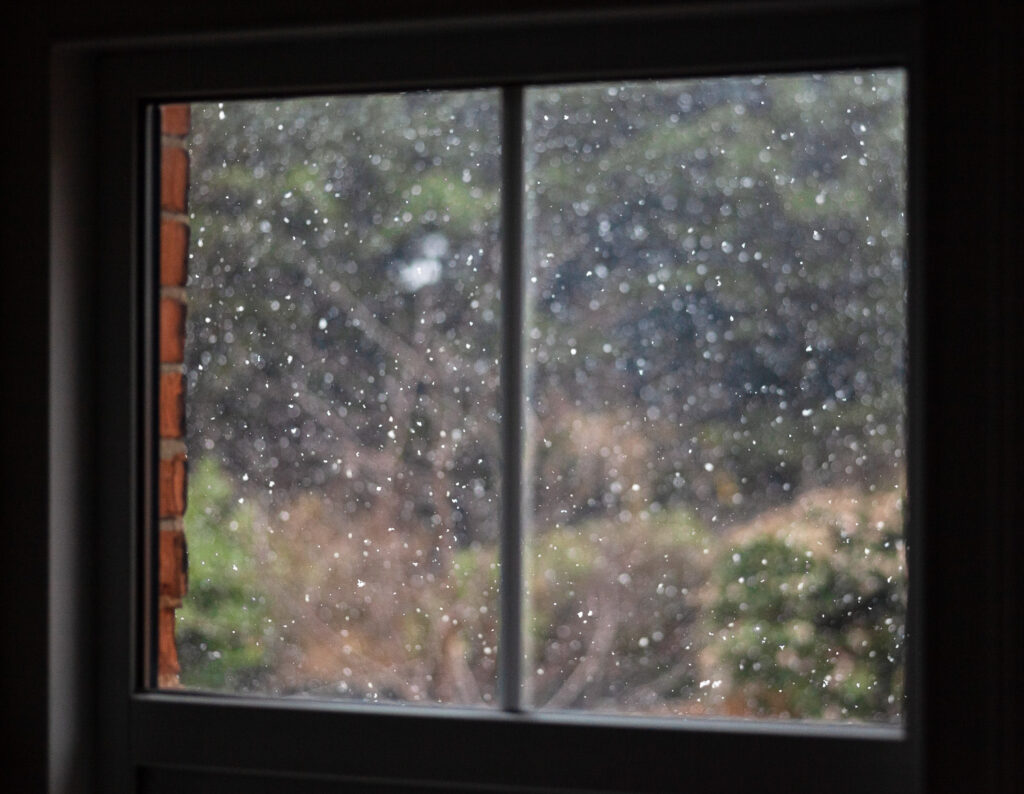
[
  {"left": 186, "top": 91, "right": 503, "bottom": 502},
  {"left": 703, "top": 489, "right": 906, "bottom": 720},
  {"left": 176, "top": 458, "right": 273, "bottom": 691},
  {"left": 177, "top": 74, "right": 909, "bottom": 718},
  {"left": 526, "top": 74, "right": 907, "bottom": 523}
]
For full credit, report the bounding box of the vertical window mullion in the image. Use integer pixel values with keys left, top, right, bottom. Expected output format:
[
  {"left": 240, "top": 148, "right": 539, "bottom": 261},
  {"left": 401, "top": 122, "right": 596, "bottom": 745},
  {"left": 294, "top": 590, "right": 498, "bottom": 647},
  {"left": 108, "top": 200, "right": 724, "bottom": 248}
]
[{"left": 499, "top": 84, "right": 526, "bottom": 713}]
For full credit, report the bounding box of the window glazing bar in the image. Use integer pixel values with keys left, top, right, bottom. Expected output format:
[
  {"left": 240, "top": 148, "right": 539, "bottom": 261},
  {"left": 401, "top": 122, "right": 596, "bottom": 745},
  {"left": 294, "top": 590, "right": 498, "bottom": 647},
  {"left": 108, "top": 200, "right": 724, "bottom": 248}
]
[{"left": 498, "top": 85, "right": 526, "bottom": 713}]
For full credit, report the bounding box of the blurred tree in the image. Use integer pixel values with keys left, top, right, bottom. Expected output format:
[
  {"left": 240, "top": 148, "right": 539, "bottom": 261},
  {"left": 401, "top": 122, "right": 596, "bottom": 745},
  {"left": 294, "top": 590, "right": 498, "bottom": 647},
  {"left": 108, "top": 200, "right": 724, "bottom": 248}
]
[
  {"left": 526, "top": 73, "right": 906, "bottom": 527},
  {"left": 187, "top": 91, "right": 503, "bottom": 541},
  {"left": 178, "top": 72, "right": 907, "bottom": 719}
]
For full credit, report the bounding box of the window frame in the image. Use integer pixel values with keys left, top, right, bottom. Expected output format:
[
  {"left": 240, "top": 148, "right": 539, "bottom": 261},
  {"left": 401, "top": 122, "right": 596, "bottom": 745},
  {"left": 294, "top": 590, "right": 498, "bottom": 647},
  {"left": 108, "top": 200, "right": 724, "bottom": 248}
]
[{"left": 84, "top": 4, "right": 922, "bottom": 792}]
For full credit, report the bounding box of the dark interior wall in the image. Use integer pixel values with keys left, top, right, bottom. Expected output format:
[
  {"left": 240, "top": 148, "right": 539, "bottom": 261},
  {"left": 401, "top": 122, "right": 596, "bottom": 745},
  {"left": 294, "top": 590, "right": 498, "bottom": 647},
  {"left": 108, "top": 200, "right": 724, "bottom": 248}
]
[
  {"left": 919, "top": 5, "right": 1022, "bottom": 792},
  {"left": 2, "top": 2, "right": 1020, "bottom": 792}
]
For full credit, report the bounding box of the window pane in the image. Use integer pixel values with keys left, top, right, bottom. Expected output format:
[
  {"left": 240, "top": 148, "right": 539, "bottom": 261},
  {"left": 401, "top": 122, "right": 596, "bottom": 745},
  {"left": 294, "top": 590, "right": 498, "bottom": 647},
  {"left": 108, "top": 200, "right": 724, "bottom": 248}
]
[
  {"left": 169, "top": 91, "right": 502, "bottom": 704},
  {"left": 524, "top": 72, "right": 906, "bottom": 721}
]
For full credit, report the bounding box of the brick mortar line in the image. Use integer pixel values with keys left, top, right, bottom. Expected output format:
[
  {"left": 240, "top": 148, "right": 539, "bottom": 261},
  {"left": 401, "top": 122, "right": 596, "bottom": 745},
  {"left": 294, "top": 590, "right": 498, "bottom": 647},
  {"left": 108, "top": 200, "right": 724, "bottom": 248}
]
[
  {"left": 160, "top": 439, "right": 187, "bottom": 458},
  {"left": 161, "top": 210, "right": 191, "bottom": 225},
  {"left": 161, "top": 286, "right": 188, "bottom": 303},
  {"left": 161, "top": 134, "right": 188, "bottom": 149},
  {"left": 161, "top": 363, "right": 186, "bottom": 375},
  {"left": 160, "top": 517, "right": 185, "bottom": 532}
]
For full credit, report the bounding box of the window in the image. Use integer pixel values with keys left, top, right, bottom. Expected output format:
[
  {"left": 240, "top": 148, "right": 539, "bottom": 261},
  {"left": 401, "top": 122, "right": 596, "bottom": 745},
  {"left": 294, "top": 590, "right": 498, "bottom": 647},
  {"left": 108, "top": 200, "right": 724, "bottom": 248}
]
[
  {"left": 88, "top": 5, "right": 923, "bottom": 791},
  {"left": 170, "top": 73, "right": 908, "bottom": 726}
]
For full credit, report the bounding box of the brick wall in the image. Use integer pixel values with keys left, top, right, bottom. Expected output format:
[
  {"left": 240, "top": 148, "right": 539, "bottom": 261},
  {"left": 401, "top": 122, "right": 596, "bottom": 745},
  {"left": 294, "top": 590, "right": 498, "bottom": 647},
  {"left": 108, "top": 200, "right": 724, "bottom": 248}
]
[{"left": 158, "top": 104, "right": 190, "bottom": 688}]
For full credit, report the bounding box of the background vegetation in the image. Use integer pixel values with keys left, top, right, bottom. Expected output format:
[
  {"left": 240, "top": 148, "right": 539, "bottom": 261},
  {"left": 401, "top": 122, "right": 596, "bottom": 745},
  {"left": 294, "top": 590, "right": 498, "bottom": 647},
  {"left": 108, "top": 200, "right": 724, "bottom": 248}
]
[{"left": 177, "top": 72, "right": 907, "bottom": 722}]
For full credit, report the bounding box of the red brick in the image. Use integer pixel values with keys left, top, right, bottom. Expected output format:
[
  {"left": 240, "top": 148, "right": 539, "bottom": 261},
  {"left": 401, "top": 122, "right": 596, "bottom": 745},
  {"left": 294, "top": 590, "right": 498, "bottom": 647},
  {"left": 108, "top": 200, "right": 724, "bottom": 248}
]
[
  {"left": 160, "top": 528, "right": 188, "bottom": 603},
  {"left": 160, "top": 298, "right": 185, "bottom": 363},
  {"left": 161, "top": 104, "right": 190, "bottom": 136},
  {"left": 159, "top": 453, "right": 187, "bottom": 518},
  {"left": 157, "top": 606, "right": 181, "bottom": 688},
  {"left": 159, "top": 371, "right": 185, "bottom": 438},
  {"left": 160, "top": 218, "right": 188, "bottom": 286},
  {"left": 160, "top": 146, "right": 188, "bottom": 213},
  {"left": 157, "top": 102, "right": 191, "bottom": 694}
]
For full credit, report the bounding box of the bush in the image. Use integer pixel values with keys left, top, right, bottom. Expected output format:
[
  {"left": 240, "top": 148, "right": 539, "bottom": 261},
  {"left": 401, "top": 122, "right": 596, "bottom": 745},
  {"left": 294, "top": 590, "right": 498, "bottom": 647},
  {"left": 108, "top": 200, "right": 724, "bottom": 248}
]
[
  {"left": 701, "top": 488, "right": 906, "bottom": 721},
  {"left": 528, "top": 510, "right": 713, "bottom": 712}
]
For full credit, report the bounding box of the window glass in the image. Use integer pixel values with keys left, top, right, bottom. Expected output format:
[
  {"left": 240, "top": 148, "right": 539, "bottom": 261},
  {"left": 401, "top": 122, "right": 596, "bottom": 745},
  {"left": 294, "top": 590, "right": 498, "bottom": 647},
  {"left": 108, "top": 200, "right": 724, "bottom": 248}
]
[
  {"left": 524, "top": 72, "right": 906, "bottom": 722},
  {"left": 176, "top": 90, "right": 503, "bottom": 703},
  {"left": 164, "top": 70, "right": 907, "bottom": 723}
]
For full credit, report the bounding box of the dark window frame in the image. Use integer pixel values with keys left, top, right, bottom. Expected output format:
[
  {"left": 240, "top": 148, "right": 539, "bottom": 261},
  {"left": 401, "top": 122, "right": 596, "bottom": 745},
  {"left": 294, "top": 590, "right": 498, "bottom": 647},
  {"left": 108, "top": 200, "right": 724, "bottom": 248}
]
[{"left": 80, "top": 4, "right": 928, "bottom": 792}]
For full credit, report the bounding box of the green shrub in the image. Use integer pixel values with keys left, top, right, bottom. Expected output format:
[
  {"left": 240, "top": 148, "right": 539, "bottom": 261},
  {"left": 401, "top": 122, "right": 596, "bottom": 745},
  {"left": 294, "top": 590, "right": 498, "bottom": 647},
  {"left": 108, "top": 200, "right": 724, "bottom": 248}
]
[
  {"left": 176, "top": 457, "right": 274, "bottom": 691},
  {"left": 703, "top": 489, "right": 906, "bottom": 720}
]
